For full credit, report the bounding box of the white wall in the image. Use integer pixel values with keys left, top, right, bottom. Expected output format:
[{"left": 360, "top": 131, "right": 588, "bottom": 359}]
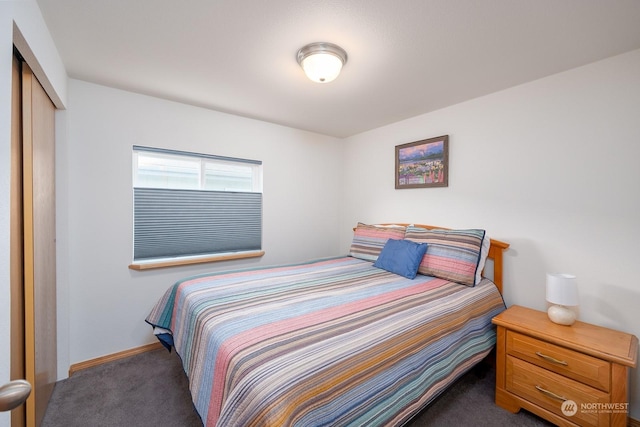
[
  {"left": 341, "top": 49, "right": 640, "bottom": 419},
  {"left": 0, "top": 2, "right": 66, "bottom": 427},
  {"left": 59, "top": 79, "right": 343, "bottom": 371}
]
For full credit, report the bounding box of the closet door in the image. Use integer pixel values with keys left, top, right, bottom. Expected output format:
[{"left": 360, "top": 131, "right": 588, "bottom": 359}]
[{"left": 21, "top": 61, "right": 57, "bottom": 427}]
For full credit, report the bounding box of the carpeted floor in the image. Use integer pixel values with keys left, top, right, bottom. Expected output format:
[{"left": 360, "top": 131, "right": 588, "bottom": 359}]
[{"left": 42, "top": 348, "right": 553, "bottom": 426}]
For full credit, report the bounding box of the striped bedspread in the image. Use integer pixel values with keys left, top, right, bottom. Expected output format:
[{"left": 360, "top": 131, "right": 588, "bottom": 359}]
[{"left": 146, "top": 256, "right": 506, "bottom": 427}]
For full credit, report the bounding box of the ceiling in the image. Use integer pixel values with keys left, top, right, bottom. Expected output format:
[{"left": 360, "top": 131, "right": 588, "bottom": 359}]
[{"left": 36, "top": 0, "right": 640, "bottom": 138}]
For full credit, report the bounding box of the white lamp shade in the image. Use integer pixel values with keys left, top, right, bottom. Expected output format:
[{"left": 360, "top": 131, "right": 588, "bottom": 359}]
[
  {"left": 300, "top": 53, "right": 343, "bottom": 83},
  {"left": 546, "top": 273, "right": 579, "bottom": 306}
]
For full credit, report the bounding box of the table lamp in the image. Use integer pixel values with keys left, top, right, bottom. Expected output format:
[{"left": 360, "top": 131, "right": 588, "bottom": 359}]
[{"left": 546, "top": 273, "right": 579, "bottom": 325}]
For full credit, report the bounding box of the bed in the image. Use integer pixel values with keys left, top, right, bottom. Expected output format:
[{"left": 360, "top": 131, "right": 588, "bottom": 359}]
[{"left": 146, "top": 223, "right": 509, "bottom": 426}]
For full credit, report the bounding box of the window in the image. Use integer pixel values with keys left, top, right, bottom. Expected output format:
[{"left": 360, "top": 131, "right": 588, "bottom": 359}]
[{"left": 131, "top": 146, "right": 263, "bottom": 266}]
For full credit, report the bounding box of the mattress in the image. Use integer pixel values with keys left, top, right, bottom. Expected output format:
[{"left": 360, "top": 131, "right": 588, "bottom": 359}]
[{"left": 146, "top": 256, "right": 506, "bottom": 426}]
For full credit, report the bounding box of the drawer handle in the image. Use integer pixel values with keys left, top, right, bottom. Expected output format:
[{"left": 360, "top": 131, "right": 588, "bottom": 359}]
[
  {"left": 535, "top": 351, "right": 568, "bottom": 366},
  {"left": 535, "top": 385, "right": 567, "bottom": 402}
]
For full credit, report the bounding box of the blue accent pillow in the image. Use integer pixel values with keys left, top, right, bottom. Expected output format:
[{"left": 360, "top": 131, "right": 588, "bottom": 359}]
[{"left": 373, "top": 239, "right": 428, "bottom": 279}]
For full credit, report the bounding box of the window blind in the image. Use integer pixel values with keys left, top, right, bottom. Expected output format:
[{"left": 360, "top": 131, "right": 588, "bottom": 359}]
[
  {"left": 133, "top": 145, "right": 262, "bottom": 165},
  {"left": 133, "top": 188, "right": 262, "bottom": 260}
]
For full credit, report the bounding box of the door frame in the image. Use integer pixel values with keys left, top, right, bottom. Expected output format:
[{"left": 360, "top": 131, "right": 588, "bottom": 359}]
[{"left": 10, "top": 50, "right": 26, "bottom": 427}]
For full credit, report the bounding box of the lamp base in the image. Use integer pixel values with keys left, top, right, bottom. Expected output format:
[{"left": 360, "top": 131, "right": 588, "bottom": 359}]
[{"left": 547, "top": 305, "right": 576, "bottom": 326}]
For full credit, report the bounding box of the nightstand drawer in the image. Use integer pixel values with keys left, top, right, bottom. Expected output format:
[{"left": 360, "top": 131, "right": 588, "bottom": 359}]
[
  {"left": 506, "top": 331, "right": 610, "bottom": 392},
  {"left": 507, "top": 356, "right": 610, "bottom": 427}
]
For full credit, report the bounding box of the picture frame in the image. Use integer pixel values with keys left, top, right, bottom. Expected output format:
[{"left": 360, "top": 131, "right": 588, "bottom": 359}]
[{"left": 395, "top": 135, "right": 449, "bottom": 189}]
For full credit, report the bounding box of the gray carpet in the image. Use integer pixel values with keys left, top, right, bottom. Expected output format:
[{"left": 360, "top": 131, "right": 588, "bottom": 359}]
[{"left": 42, "top": 349, "right": 553, "bottom": 426}]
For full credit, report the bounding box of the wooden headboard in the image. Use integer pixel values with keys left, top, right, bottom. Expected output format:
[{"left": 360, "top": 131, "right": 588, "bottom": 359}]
[{"left": 375, "top": 223, "right": 510, "bottom": 295}]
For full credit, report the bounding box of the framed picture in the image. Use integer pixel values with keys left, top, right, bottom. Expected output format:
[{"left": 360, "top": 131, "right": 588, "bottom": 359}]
[{"left": 395, "top": 135, "right": 449, "bottom": 189}]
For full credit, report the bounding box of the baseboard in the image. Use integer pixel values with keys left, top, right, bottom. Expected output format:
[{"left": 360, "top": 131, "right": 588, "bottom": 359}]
[
  {"left": 629, "top": 416, "right": 640, "bottom": 427},
  {"left": 68, "top": 342, "right": 163, "bottom": 376}
]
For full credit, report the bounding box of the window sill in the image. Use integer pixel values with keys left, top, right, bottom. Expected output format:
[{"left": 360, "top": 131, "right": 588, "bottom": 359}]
[{"left": 128, "top": 250, "right": 265, "bottom": 271}]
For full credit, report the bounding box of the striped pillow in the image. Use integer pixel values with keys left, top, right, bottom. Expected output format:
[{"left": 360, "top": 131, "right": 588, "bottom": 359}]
[
  {"left": 349, "top": 223, "right": 406, "bottom": 262},
  {"left": 404, "top": 225, "right": 486, "bottom": 286}
]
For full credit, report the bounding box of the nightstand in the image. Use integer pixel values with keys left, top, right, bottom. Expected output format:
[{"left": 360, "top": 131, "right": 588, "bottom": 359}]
[{"left": 492, "top": 305, "right": 638, "bottom": 427}]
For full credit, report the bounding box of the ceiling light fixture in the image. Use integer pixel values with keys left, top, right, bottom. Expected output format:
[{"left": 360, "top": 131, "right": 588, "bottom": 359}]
[{"left": 296, "top": 42, "right": 348, "bottom": 83}]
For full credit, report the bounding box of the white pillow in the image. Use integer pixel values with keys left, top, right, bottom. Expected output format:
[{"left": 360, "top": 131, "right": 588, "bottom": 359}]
[{"left": 476, "top": 233, "right": 491, "bottom": 284}]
